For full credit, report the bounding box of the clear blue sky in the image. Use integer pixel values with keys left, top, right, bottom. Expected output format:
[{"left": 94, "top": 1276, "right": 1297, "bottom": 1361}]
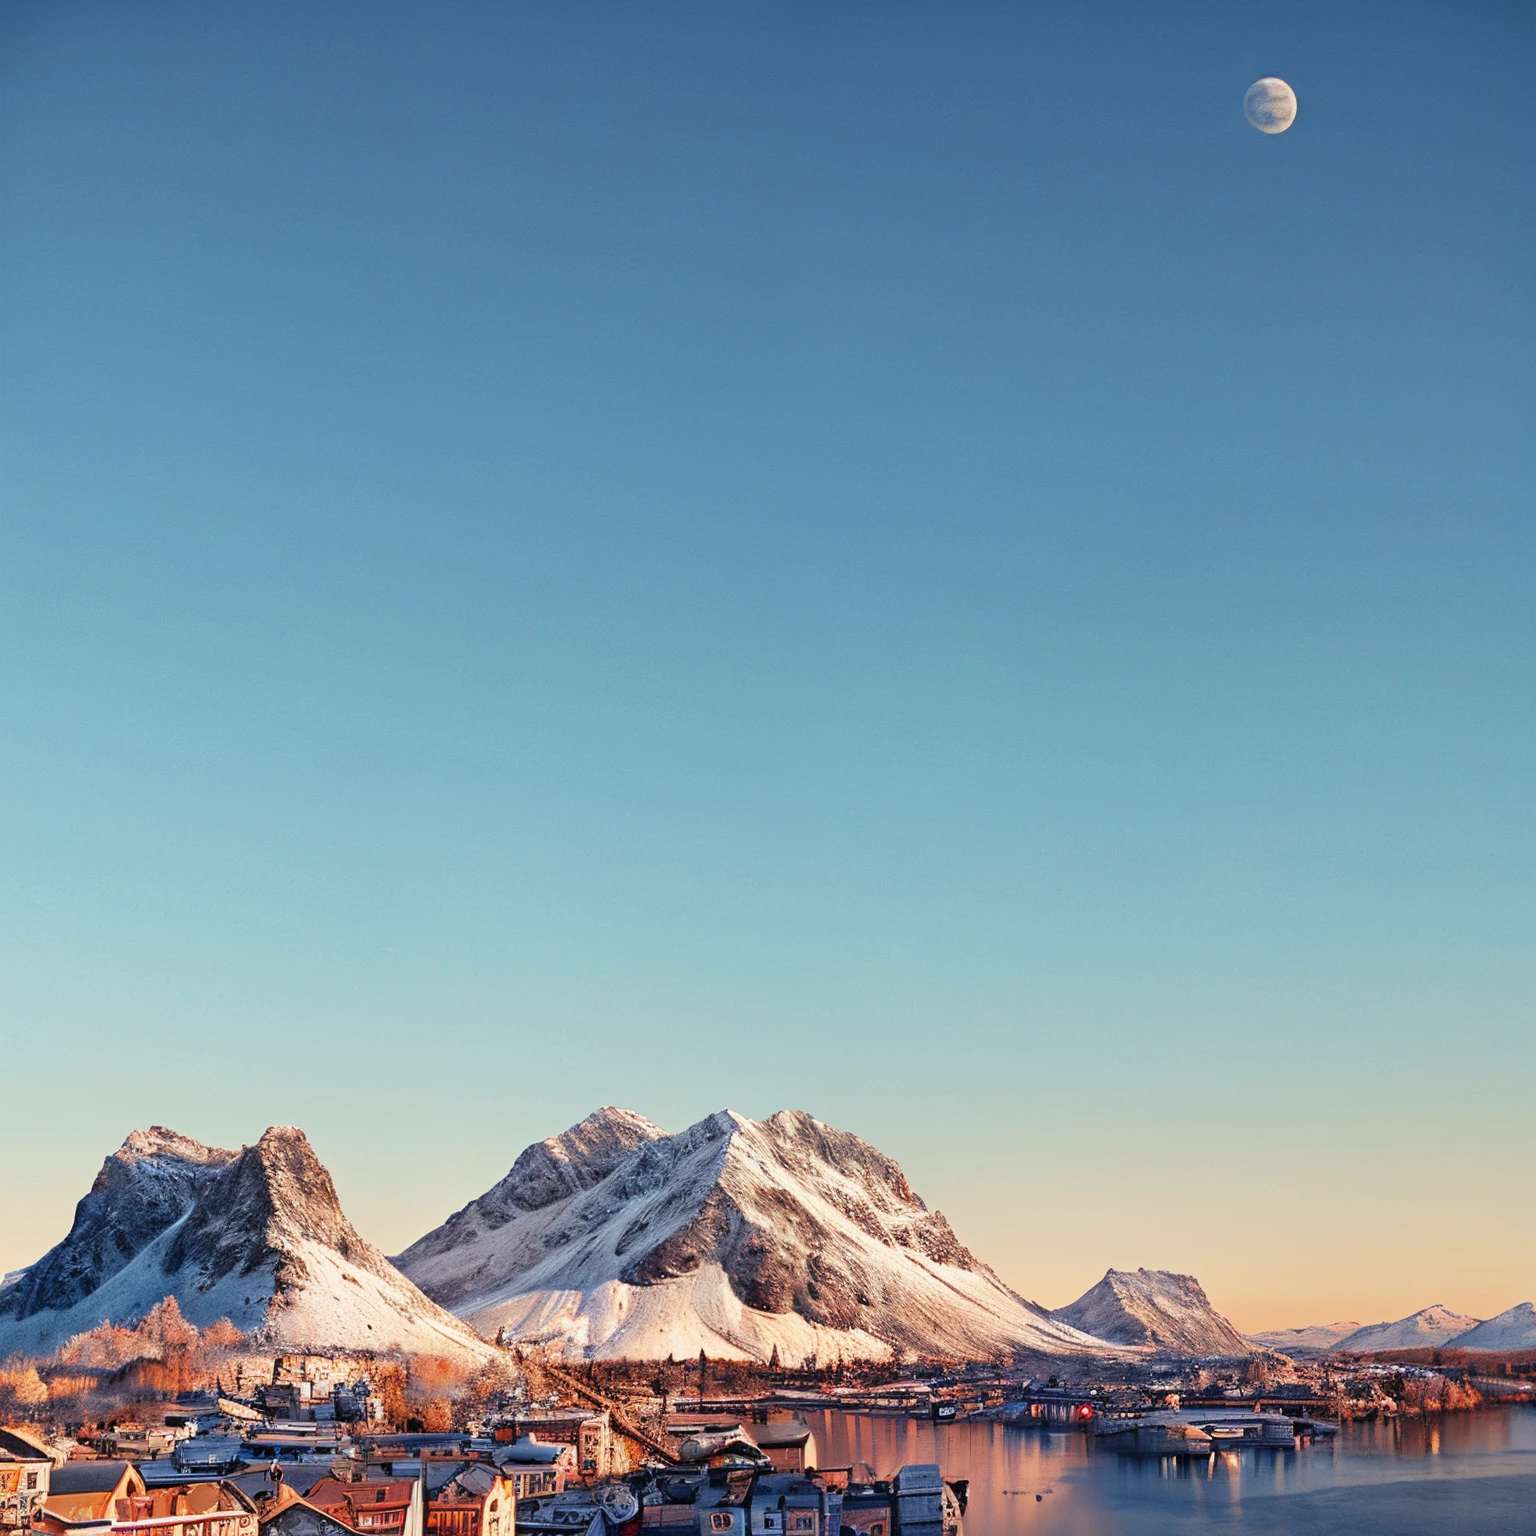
[{"left": 2, "top": 1, "right": 1532, "bottom": 1330}]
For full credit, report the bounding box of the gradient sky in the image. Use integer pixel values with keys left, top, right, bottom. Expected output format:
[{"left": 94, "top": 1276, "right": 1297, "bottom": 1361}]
[{"left": 2, "top": 1, "right": 1532, "bottom": 1335}]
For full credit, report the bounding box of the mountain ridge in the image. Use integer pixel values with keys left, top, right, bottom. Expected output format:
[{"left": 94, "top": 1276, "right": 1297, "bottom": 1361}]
[
  {"left": 396, "top": 1107, "right": 1116, "bottom": 1364},
  {"left": 1334, "top": 1305, "right": 1481, "bottom": 1354},
  {"left": 1455, "top": 1303, "right": 1536, "bottom": 1352}
]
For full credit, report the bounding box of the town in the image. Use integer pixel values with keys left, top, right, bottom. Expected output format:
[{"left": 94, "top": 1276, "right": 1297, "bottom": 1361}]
[{"left": 5, "top": 1315, "right": 1534, "bottom": 1536}]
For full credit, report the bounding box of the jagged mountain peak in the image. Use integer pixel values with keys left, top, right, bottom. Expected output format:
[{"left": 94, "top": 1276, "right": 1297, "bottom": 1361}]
[
  {"left": 1, "top": 1124, "right": 491, "bottom": 1361},
  {"left": 115, "top": 1127, "right": 234, "bottom": 1167},
  {"left": 163, "top": 1124, "right": 378, "bottom": 1285},
  {"left": 397, "top": 1107, "right": 1103, "bottom": 1363},
  {"left": 4, "top": 1128, "right": 238, "bottom": 1321},
  {"left": 397, "top": 1108, "right": 669, "bottom": 1273},
  {"left": 1051, "top": 1268, "right": 1252, "bottom": 1357}
]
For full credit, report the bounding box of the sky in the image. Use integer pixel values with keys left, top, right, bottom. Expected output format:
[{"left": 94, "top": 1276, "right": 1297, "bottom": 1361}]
[{"left": 1, "top": 1, "right": 1532, "bottom": 1335}]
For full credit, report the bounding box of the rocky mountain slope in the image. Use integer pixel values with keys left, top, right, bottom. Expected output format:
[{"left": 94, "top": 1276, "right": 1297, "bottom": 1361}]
[
  {"left": 1455, "top": 1303, "right": 1536, "bottom": 1352},
  {"left": 395, "top": 1108, "right": 1114, "bottom": 1364},
  {"left": 0, "top": 1126, "right": 490, "bottom": 1361},
  {"left": 1334, "top": 1305, "right": 1481, "bottom": 1354},
  {"left": 1245, "top": 1321, "right": 1362, "bottom": 1355},
  {"left": 1050, "top": 1269, "right": 1253, "bottom": 1356}
]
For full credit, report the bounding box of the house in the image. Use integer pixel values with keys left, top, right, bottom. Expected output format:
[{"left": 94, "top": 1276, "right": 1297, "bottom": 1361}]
[
  {"left": 836, "top": 1488, "right": 891, "bottom": 1536},
  {"left": 300, "top": 1476, "right": 422, "bottom": 1536},
  {"left": 637, "top": 1478, "right": 697, "bottom": 1530},
  {"left": 107, "top": 1482, "right": 258, "bottom": 1536},
  {"left": 249, "top": 1487, "right": 355, "bottom": 1536},
  {"left": 422, "top": 1463, "right": 515, "bottom": 1536},
  {"left": 746, "top": 1475, "right": 841, "bottom": 1536},
  {"left": 0, "top": 1426, "right": 56, "bottom": 1531},
  {"left": 37, "top": 1462, "right": 146, "bottom": 1536},
  {"left": 889, "top": 1467, "right": 961, "bottom": 1536},
  {"left": 493, "top": 1440, "right": 571, "bottom": 1502},
  {"left": 693, "top": 1472, "right": 753, "bottom": 1535}
]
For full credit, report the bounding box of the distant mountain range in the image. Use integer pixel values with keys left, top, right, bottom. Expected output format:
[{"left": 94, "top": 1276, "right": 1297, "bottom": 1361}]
[
  {"left": 0, "top": 1126, "right": 491, "bottom": 1361},
  {"left": 20, "top": 1109, "right": 1518, "bottom": 1367},
  {"left": 1456, "top": 1304, "right": 1536, "bottom": 1352},
  {"left": 1248, "top": 1302, "right": 1536, "bottom": 1357},
  {"left": 1244, "top": 1321, "right": 1362, "bottom": 1355},
  {"left": 1332, "top": 1305, "right": 1482, "bottom": 1353}
]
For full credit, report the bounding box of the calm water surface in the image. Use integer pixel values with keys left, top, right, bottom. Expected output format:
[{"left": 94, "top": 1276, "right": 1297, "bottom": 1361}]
[{"left": 806, "top": 1406, "right": 1536, "bottom": 1534}]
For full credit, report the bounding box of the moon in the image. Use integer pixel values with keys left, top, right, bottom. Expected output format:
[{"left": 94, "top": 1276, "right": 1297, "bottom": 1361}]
[{"left": 1244, "top": 77, "right": 1297, "bottom": 134}]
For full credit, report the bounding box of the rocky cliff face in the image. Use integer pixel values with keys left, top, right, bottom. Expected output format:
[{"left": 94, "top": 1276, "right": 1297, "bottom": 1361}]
[
  {"left": 0, "top": 1127, "right": 490, "bottom": 1361},
  {"left": 1051, "top": 1269, "right": 1253, "bottom": 1357},
  {"left": 1, "top": 1128, "right": 235, "bottom": 1321},
  {"left": 399, "top": 1108, "right": 668, "bottom": 1296},
  {"left": 396, "top": 1107, "right": 1111, "bottom": 1363}
]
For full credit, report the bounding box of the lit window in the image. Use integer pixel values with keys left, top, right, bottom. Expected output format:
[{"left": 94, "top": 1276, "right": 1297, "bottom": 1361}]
[{"left": 710, "top": 1516, "right": 733, "bottom": 1532}]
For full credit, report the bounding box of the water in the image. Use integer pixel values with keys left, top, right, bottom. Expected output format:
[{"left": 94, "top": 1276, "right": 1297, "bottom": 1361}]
[{"left": 804, "top": 1406, "right": 1536, "bottom": 1534}]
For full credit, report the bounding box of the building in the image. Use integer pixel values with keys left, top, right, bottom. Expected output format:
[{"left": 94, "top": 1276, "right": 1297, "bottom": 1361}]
[
  {"left": 37, "top": 1463, "right": 147, "bottom": 1536},
  {"left": 171, "top": 1439, "right": 246, "bottom": 1477},
  {"left": 106, "top": 1482, "right": 258, "bottom": 1536},
  {"left": 248, "top": 1488, "right": 355, "bottom": 1536},
  {"left": 837, "top": 1487, "right": 891, "bottom": 1536},
  {"left": 889, "top": 1467, "right": 961, "bottom": 1536},
  {"left": 422, "top": 1464, "right": 514, "bottom": 1536},
  {"left": 508, "top": 1415, "right": 614, "bottom": 1482},
  {"left": 693, "top": 1472, "right": 753, "bottom": 1535},
  {"left": 300, "top": 1477, "right": 421, "bottom": 1536},
  {"left": 331, "top": 1386, "right": 382, "bottom": 1427},
  {"left": 746, "top": 1475, "right": 841, "bottom": 1536},
  {"left": 0, "top": 1427, "right": 55, "bottom": 1532},
  {"left": 491, "top": 1440, "right": 570, "bottom": 1502}
]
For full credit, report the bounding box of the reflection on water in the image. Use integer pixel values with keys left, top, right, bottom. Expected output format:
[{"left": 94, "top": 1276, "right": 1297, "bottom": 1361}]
[{"left": 805, "top": 1405, "right": 1536, "bottom": 1534}]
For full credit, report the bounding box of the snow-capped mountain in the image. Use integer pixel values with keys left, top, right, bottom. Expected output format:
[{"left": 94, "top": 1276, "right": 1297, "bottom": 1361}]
[
  {"left": 1334, "top": 1305, "right": 1481, "bottom": 1353},
  {"left": 1455, "top": 1304, "right": 1536, "bottom": 1352},
  {"left": 0, "top": 1126, "right": 490, "bottom": 1361},
  {"left": 395, "top": 1108, "right": 1115, "bottom": 1364},
  {"left": 399, "top": 1108, "right": 669, "bottom": 1308},
  {"left": 1245, "top": 1321, "right": 1362, "bottom": 1355},
  {"left": 1050, "top": 1269, "right": 1253, "bottom": 1357}
]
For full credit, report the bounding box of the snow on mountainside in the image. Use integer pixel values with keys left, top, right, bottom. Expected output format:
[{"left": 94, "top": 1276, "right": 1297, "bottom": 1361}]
[
  {"left": 395, "top": 1108, "right": 1116, "bottom": 1363},
  {"left": 1245, "top": 1321, "right": 1362, "bottom": 1355},
  {"left": 1050, "top": 1269, "right": 1253, "bottom": 1357},
  {"left": 1455, "top": 1304, "right": 1536, "bottom": 1352},
  {"left": 1335, "top": 1305, "right": 1481, "bottom": 1353},
  {"left": 400, "top": 1108, "right": 668, "bottom": 1307},
  {"left": 0, "top": 1126, "right": 491, "bottom": 1361}
]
